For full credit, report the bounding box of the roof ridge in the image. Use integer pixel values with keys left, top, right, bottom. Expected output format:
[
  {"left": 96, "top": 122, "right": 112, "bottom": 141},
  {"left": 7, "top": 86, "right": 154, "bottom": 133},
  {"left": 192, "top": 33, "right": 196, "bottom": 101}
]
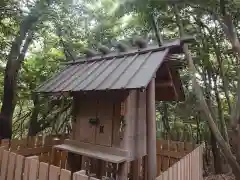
[{"left": 61, "top": 36, "right": 194, "bottom": 66}]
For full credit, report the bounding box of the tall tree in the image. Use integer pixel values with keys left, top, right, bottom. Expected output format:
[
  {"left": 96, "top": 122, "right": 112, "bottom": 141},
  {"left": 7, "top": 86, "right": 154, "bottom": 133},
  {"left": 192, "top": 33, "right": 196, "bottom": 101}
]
[{"left": 0, "top": 0, "right": 53, "bottom": 139}]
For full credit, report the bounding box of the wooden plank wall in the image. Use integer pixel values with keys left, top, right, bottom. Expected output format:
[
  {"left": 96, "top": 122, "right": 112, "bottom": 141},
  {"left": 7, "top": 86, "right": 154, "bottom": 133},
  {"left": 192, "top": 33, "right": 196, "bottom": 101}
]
[{"left": 155, "top": 144, "right": 204, "bottom": 180}]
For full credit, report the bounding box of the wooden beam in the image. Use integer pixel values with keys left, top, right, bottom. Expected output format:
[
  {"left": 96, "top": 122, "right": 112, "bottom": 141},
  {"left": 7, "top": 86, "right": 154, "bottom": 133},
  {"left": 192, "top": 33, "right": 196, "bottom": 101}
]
[
  {"left": 155, "top": 81, "right": 173, "bottom": 88},
  {"left": 146, "top": 78, "right": 157, "bottom": 180}
]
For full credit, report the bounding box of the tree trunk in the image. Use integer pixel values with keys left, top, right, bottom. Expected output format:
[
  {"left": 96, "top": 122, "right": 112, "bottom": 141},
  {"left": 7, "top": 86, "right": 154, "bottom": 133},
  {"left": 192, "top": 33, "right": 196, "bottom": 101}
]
[
  {"left": 0, "top": 33, "right": 32, "bottom": 139},
  {"left": 162, "top": 102, "right": 171, "bottom": 135},
  {"left": 28, "top": 94, "right": 40, "bottom": 136},
  {"left": 174, "top": 4, "right": 240, "bottom": 178},
  {"left": 198, "top": 20, "right": 232, "bottom": 114},
  {"left": 205, "top": 68, "right": 223, "bottom": 174},
  {"left": 220, "top": 12, "right": 240, "bottom": 169},
  {"left": 0, "top": 0, "right": 51, "bottom": 139},
  {"left": 196, "top": 112, "right": 201, "bottom": 144},
  {"left": 212, "top": 74, "right": 229, "bottom": 144},
  {"left": 210, "top": 132, "right": 223, "bottom": 173},
  {"left": 0, "top": 56, "right": 21, "bottom": 139}
]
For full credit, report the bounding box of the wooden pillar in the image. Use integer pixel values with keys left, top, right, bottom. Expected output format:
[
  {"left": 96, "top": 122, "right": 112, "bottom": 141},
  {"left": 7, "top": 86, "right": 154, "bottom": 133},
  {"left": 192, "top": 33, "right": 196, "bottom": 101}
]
[
  {"left": 146, "top": 78, "right": 157, "bottom": 180},
  {"left": 116, "top": 162, "right": 128, "bottom": 180}
]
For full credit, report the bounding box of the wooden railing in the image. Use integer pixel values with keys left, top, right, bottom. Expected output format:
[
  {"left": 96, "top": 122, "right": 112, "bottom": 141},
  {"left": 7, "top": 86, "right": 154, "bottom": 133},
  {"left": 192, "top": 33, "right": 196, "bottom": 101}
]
[{"left": 156, "top": 144, "right": 204, "bottom": 180}]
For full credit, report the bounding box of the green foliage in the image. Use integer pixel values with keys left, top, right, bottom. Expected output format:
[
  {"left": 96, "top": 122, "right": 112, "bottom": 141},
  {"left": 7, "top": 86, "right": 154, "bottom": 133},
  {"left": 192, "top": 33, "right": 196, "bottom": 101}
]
[{"left": 0, "top": 0, "right": 239, "bottom": 149}]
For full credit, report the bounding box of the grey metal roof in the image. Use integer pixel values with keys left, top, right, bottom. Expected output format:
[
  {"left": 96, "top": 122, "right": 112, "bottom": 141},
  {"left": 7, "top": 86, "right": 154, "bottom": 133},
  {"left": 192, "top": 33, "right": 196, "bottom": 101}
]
[
  {"left": 36, "top": 36, "right": 194, "bottom": 93},
  {"left": 36, "top": 49, "right": 169, "bottom": 93}
]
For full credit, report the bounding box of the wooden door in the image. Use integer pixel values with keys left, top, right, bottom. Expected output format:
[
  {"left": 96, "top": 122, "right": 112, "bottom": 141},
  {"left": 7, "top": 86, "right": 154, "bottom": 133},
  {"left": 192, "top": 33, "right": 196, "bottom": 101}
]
[
  {"left": 95, "top": 100, "right": 113, "bottom": 146},
  {"left": 78, "top": 99, "right": 97, "bottom": 144},
  {"left": 112, "top": 101, "right": 121, "bottom": 148}
]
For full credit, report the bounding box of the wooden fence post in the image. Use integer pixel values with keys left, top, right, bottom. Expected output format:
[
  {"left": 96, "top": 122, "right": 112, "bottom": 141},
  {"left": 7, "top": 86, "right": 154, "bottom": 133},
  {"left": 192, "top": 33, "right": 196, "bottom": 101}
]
[
  {"left": 7, "top": 152, "right": 16, "bottom": 180},
  {"left": 14, "top": 155, "right": 24, "bottom": 180}
]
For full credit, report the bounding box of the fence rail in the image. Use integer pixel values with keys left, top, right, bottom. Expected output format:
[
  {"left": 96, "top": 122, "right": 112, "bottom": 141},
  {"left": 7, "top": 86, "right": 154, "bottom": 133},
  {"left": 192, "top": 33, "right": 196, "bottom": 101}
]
[{"left": 0, "top": 134, "right": 69, "bottom": 149}]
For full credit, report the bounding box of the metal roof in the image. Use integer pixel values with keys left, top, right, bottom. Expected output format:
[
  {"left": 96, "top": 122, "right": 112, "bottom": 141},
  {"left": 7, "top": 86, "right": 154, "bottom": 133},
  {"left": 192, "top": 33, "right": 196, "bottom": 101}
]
[
  {"left": 36, "top": 49, "right": 169, "bottom": 93},
  {"left": 36, "top": 36, "right": 193, "bottom": 93}
]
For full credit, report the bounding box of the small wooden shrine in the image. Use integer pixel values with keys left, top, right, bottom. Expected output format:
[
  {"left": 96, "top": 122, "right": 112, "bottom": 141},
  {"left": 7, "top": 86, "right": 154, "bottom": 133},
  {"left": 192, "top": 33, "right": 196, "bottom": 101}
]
[{"left": 36, "top": 36, "right": 193, "bottom": 180}]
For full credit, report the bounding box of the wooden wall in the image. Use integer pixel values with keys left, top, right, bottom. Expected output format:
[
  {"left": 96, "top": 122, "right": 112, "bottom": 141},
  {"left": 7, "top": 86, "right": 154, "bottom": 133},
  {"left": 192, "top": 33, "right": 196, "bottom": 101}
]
[
  {"left": 72, "top": 90, "right": 147, "bottom": 160},
  {"left": 72, "top": 91, "right": 127, "bottom": 149},
  {"left": 124, "top": 90, "right": 147, "bottom": 159}
]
